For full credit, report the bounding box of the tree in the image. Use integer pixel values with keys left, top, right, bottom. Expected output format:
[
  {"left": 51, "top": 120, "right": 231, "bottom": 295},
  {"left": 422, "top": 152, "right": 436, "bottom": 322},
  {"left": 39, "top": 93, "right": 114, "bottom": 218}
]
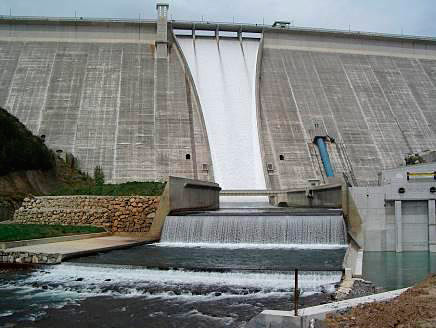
[{"left": 94, "top": 166, "right": 105, "bottom": 186}]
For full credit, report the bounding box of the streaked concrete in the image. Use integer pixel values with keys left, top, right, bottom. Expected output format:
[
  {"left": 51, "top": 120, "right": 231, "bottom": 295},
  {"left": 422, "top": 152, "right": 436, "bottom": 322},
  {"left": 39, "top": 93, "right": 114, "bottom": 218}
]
[
  {"left": 0, "top": 19, "right": 213, "bottom": 184},
  {"left": 259, "top": 30, "right": 436, "bottom": 189}
]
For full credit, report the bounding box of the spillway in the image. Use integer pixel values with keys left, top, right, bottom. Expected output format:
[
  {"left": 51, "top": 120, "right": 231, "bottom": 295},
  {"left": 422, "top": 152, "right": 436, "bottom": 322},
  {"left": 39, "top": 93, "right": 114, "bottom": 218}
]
[
  {"left": 160, "top": 214, "right": 347, "bottom": 248},
  {"left": 177, "top": 36, "right": 265, "bottom": 190}
]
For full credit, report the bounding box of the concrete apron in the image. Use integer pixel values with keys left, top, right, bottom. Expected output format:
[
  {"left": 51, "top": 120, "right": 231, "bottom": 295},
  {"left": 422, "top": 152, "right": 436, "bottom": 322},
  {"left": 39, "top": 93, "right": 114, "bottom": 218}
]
[
  {"left": 0, "top": 232, "right": 112, "bottom": 250},
  {"left": 1, "top": 236, "right": 153, "bottom": 264},
  {"left": 246, "top": 288, "right": 407, "bottom": 328}
]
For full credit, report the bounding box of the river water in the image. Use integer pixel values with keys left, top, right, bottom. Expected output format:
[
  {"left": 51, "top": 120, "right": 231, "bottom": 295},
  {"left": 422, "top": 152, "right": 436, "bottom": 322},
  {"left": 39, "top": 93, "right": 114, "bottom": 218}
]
[
  {"left": 363, "top": 251, "right": 436, "bottom": 290},
  {"left": 0, "top": 245, "right": 345, "bottom": 327}
]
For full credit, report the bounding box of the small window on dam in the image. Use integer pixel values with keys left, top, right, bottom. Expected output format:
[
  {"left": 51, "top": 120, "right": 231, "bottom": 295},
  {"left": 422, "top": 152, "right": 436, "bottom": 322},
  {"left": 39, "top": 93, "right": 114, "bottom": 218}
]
[
  {"left": 279, "top": 154, "right": 285, "bottom": 161},
  {"left": 185, "top": 154, "right": 191, "bottom": 160}
]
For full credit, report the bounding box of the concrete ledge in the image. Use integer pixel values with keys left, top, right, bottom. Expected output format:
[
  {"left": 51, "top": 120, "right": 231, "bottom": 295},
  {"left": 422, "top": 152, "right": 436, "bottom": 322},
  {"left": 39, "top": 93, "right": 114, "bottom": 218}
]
[
  {"left": 247, "top": 288, "right": 408, "bottom": 328},
  {"left": 1, "top": 236, "right": 150, "bottom": 264},
  {"left": 0, "top": 232, "right": 111, "bottom": 250},
  {"left": 60, "top": 239, "right": 152, "bottom": 261},
  {"left": 342, "top": 234, "right": 363, "bottom": 278},
  {"left": 269, "top": 183, "right": 343, "bottom": 208}
]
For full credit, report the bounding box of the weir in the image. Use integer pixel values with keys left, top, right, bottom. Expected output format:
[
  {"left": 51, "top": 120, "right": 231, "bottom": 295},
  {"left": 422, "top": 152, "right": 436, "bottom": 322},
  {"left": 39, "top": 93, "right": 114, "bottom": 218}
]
[{"left": 160, "top": 213, "right": 347, "bottom": 248}]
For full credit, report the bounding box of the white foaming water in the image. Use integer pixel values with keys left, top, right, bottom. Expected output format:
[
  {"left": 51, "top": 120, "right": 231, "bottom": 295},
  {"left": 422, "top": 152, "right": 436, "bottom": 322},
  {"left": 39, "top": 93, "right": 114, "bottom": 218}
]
[
  {"left": 157, "top": 242, "right": 347, "bottom": 250},
  {"left": 15, "top": 263, "right": 341, "bottom": 293},
  {"left": 0, "top": 264, "right": 341, "bottom": 321},
  {"left": 178, "top": 36, "right": 265, "bottom": 191},
  {"left": 160, "top": 215, "right": 347, "bottom": 246}
]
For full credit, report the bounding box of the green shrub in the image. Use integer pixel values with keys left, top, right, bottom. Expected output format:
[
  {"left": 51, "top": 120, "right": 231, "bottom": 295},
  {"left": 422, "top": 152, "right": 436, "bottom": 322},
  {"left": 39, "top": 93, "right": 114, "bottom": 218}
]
[{"left": 94, "top": 166, "right": 105, "bottom": 186}]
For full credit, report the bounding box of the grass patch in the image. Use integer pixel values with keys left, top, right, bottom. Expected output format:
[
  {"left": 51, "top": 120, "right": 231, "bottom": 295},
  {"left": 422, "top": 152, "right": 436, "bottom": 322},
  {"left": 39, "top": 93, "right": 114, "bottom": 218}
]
[
  {"left": 0, "top": 224, "right": 105, "bottom": 242},
  {"left": 49, "top": 181, "right": 165, "bottom": 196}
]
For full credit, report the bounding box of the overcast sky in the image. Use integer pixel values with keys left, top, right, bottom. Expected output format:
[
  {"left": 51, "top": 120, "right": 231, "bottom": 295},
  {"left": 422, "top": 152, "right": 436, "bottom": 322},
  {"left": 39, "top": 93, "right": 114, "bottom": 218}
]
[{"left": 1, "top": 0, "right": 435, "bottom": 37}]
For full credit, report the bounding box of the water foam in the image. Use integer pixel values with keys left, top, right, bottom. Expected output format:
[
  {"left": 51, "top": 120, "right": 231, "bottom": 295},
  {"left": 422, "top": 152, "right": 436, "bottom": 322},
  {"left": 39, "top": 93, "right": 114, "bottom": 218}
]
[
  {"left": 20, "top": 263, "right": 341, "bottom": 292},
  {"left": 156, "top": 242, "right": 347, "bottom": 250}
]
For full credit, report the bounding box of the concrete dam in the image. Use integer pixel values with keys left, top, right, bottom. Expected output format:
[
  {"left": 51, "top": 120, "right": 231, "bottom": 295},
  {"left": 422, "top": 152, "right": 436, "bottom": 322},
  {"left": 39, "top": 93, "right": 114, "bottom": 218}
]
[{"left": 1, "top": 13, "right": 436, "bottom": 190}]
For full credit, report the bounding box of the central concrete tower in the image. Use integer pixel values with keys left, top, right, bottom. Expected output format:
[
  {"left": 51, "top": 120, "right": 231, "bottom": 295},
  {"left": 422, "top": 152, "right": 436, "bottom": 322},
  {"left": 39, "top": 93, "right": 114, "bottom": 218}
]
[{"left": 156, "top": 2, "right": 169, "bottom": 58}]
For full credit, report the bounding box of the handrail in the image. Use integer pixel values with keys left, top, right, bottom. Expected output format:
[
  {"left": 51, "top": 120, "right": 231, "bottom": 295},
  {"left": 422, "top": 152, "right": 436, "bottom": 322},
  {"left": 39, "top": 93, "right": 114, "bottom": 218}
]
[
  {"left": 407, "top": 171, "right": 436, "bottom": 180},
  {"left": 0, "top": 15, "right": 155, "bottom": 24}
]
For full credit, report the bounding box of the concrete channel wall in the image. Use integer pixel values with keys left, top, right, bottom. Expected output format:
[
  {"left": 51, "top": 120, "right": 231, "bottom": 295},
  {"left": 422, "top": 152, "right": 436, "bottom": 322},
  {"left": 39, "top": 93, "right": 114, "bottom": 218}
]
[
  {"left": 147, "top": 176, "right": 221, "bottom": 240},
  {"left": 272, "top": 183, "right": 343, "bottom": 208},
  {"left": 149, "top": 177, "right": 221, "bottom": 240}
]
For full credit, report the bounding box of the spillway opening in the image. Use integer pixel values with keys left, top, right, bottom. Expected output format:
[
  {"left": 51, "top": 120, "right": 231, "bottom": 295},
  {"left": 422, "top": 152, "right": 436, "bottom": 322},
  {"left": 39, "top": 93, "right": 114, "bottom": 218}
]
[{"left": 177, "top": 36, "right": 265, "bottom": 191}]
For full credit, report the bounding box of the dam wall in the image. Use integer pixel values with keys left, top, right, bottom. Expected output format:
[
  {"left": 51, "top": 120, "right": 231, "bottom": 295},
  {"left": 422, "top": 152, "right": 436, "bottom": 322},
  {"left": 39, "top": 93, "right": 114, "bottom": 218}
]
[
  {"left": 259, "top": 29, "right": 436, "bottom": 189},
  {"left": 2, "top": 16, "right": 436, "bottom": 189},
  {"left": 0, "top": 18, "right": 212, "bottom": 183}
]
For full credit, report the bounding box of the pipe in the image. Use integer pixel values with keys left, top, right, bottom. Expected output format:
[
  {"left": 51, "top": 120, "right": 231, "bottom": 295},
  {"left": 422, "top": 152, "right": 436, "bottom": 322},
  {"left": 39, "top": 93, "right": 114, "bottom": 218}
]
[{"left": 315, "top": 137, "right": 334, "bottom": 177}]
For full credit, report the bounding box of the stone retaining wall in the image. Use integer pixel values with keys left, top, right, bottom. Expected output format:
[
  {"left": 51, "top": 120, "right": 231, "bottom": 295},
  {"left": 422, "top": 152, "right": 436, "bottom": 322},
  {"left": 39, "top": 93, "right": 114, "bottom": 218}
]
[
  {"left": 13, "top": 196, "right": 160, "bottom": 233},
  {"left": 0, "top": 250, "right": 62, "bottom": 264}
]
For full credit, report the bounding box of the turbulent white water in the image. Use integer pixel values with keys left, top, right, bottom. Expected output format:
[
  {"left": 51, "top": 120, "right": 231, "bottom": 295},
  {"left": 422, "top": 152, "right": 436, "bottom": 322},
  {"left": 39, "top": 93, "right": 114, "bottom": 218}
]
[
  {"left": 178, "top": 36, "right": 265, "bottom": 191},
  {"left": 4, "top": 263, "right": 341, "bottom": 295},
  {"left": 0, "top": 263, "right": 343, "bottom": 325},
  {"left": 160, "top": 215, "right": 347, "bottom": 247}
]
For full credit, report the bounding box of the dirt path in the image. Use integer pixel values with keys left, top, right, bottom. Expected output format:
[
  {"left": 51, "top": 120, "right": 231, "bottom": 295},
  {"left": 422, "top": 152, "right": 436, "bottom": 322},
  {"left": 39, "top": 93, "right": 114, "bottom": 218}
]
[{"left": 326, "top": 274, "right": 436, "bottom": 328}]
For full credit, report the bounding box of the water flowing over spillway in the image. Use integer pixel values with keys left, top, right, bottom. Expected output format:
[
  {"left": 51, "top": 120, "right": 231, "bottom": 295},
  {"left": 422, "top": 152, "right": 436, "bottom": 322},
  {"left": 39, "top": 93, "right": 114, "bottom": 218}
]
[
  {"left": 177, "top": 36, "right": 265, "bottom": 190},
  {"left": 160, "top": 214, "right": 347, "bottom": 248}
]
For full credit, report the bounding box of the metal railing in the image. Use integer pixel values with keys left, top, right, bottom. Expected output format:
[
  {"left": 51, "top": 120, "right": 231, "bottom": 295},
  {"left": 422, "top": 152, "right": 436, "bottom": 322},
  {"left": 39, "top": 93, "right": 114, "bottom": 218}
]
[
  {"left": 0, "top": 15, "right": 155, "bottom": 24},
  {"left": 407, "top": 171, "right": 436, "bottom": 180}
]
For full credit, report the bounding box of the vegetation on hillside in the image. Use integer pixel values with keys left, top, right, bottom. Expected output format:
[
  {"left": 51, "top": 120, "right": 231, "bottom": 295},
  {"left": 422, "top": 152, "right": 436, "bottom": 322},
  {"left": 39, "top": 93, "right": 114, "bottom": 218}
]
[
  {"left": 94, "top": 165, "right": 105, "bottom": 186},
  {"left": 53, "top": 155, "right": 94, "bottom": 190},
  {"left": 0, "top": 107, "right": 164, "bottom": 200},
  {"left": 0, "top": 224, "right": 105, "bottom": 242},
  {"left": 49, "top": 181, "right": 166, "bottom": 196},
  {"left": 405, "top": 153, "right": 425, "bottom": 165},
  {"left": 0, "top": 107, "right": 54, "bottom": 176}
]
